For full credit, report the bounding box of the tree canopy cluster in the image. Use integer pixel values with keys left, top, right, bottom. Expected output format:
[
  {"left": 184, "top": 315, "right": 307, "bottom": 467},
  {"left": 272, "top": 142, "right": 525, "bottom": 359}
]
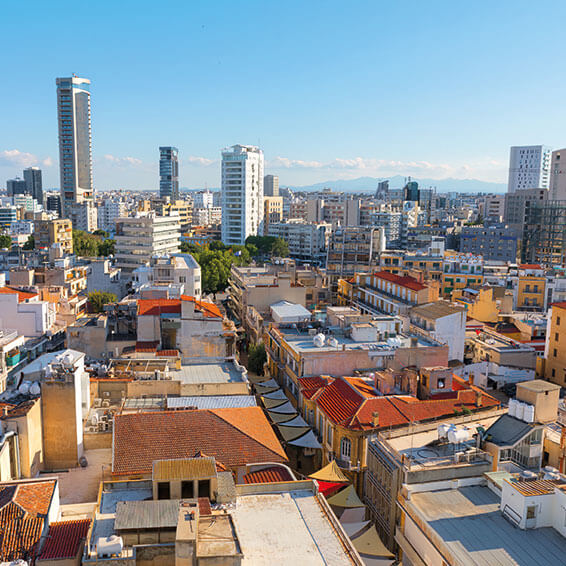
[
  {"left": 73, "top": 230, "right": 116, "bottom": 257},
  {"left": 245, "top": 236, "right": 289, "bottom": 258},
  {"left": 88, "top": 290, "right": 117, "bottom": 312},
  {"left": 0, "top": 235, "right": 12, "bottom": 249}
]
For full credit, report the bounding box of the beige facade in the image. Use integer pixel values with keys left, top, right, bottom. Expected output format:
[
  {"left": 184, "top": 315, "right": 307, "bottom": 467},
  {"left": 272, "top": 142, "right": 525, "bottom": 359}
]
[
  {"left": 34, "top": 218, "right": 73, "bottom": 255},
  {"left": 262, "top": 196, "right": 283, "bottom": 235}
]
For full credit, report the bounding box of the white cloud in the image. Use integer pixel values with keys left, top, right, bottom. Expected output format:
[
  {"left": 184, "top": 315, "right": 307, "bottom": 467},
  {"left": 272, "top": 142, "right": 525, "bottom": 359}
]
[
  {"left": 103, "top": 154, "right": 143, "bottom": 166},
  {"left": 42, "top": 156, "right": 53, "bottom": 167},
  {"left": 0, "top": 149, "right": 46, "bottom": 168},
  {"left": 270, "top": 156, "right": 325, "bottom": 169},
  {"left": 186, "top": 156, "right": 216, "bottom": 166}
]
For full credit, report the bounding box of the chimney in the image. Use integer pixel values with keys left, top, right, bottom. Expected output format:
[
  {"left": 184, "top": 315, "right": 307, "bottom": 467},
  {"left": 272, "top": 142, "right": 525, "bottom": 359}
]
[
  {"left": 371, "top": 411, "right": 379, "bottom": 427},
  {"left": 475, "top": 390, "right": 483, "bottom": 408}
]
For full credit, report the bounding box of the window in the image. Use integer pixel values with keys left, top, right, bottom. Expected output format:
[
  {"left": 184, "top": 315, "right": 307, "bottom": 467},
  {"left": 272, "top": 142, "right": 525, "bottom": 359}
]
[
  {"left": 526, "top": 506, "right": 537, "bottom": 520},
  {"left": 157, "top": 482, "right": 170, "bottom": 500},
  {"left": 556, "top": 333, "right": 560, "bottom": 342},
  {"left": 340, "top": 437, "right": 352, "bottom": 461},
  {"left": 327, "top": 424, "right": 333, "bottom": 446},
  {"left": 558, "top": 316, "right": 561, "bottom": 326},
  {"left": 181, "top": 481, "right": 194, "bottom": 498},
  {"left": 554, "top": 349, "right": 558, "bottom": 357},
  {"left": 198, "top": 479, "right": 211, "bottom": 498},
  {"left": 552, "top": 368, "right": 556, "bottom": 377}
]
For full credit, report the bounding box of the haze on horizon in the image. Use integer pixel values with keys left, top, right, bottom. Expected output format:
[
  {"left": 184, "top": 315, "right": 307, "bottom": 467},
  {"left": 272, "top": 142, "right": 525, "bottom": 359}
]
[{"left": 1, "top": 0, "right": 565, "bottom": 191}]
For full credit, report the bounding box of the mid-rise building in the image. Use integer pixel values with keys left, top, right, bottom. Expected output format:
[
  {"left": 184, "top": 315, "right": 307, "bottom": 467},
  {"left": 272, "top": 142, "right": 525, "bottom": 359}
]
[
  {"left": 114, "top": 213, "right": 181, "bottom": 276},
  {"left": 263, "top": 196, "right": 283, "bottom": 235},
  {"left": 56, "top": 76, "right": 93, "bottom": 218},
  {"left": 34, "top": 218, "right": 73, "bottom": 255},
  {"left": 481, "top": 194, "right": 505, "bottom": 221},
  {"left": 97, "top": 198, "right": 127, "bottom": 233},
  {"left": 0, "top": 206, "right": 17, "bottom": 230},
  {"left": 70, "top": 200, "right": 97, "bottom": 232},
  {"left": 221, "top": 144, "right": 264, "bottom": 245},
  {"left": 46, "top": 194, "right": 61, "bottom": 216},
  {"left": 267, "top": 220, "right": 331, "bottom": 263},
  {"left": 159, "top": 146, "right": 179, "bottom": 201},
  {"left": 507, "top": 144, "right": 551, "bottom": 193},
  {"left": 459, "top": 225, "right": 519, "bottom": 262},
  {"left": 264, "top": 173, "right": 279, "bottom": 196},
  {"left": 23, "top": 166, "right": 43, "bottom": 204}
]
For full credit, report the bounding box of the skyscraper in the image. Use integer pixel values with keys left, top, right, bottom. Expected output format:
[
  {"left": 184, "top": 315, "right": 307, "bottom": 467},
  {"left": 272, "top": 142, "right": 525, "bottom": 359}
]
[
  {"left": 550, "top": 148, "right": 566, "bottom": 201},
  {"left": 507, "top": 145, "right": 551, "bottom": 193},
  {"left": 6, "top": 177, "right": 27, "bottom": 196},
  {"left": 159, "top": 147, "right": 179, "bottom": 201},
  {"left": 221, "top": 144, "right": 264, "bottom": 245},
  {"left": 23, "top": 167, "right": 43, "bottom": 204},
  {"left": 264, "top": 174, "right": 279, "bottom": 197},
  {"left": 56, "top": 76, "right": 93, "bottom": 218}
]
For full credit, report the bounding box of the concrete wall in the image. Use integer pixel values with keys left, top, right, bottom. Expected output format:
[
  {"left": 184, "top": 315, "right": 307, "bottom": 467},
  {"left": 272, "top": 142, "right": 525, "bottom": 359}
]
[
  {"left": 138, "top": 315, "right": 161, "bottom": 343},
  {"left": 6, "top": 398, "right": 43, "bottom": 477},
  {"left": 84, "top": 432, "right": 112, "bottom": 450}
]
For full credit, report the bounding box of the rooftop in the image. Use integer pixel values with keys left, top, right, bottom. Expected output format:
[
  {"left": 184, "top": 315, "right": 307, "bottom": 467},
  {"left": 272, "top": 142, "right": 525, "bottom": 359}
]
[
  {"left": 231, "top": 489, "right": 357, "bottom": 565},
  {"left": 39, "top": 519, "right": 91, "bottom": 560},
  {"left": 169, "top": 361, "right": 247, "bottom": 385},
  {"left": 410, "top": 301, "right": 465, "bottom": 319},
  {"left": 405, "top": 485, "right": 565, "bottom": 566}
]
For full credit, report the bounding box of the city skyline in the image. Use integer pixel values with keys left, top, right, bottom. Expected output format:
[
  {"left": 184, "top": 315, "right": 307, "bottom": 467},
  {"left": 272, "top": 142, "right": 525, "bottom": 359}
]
[{"left": 3, "top": 1, "right": 566, "bottom": 191}]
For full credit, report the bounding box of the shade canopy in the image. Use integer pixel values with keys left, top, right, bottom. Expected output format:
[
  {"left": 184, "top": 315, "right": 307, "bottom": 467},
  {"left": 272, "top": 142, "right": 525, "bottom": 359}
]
[
  {"left": 316, "top": 480, "right": 347, "bottom": 498},
  {"left": 309, "top": 460, "right": 350, "bottom": 483},
  {"left": 326, "top": 484, "right": 364, "bottom": 508},
  {"left": 262, "top": 389, "right": 288, "bottom": 400},
  {"left": 261, "top": 397, "right": 288, "bottom": 409},
  {"left": 277, "top": 425, "right": 312, "bottom": 442},
  {"left": 267, "top": 410, "right": 298, "bottom": 424},
  {"left": 277, "top": 413, "right": 308, "bottom": 427},
  {"left": 341, "top": 521, "right": 371, "bottom": 538},
  {"left": 287, "top": 430, "right": 322, "bottom": 449},
  {"left": 265, "top": 401, "right": 296, "bottom": 414},
  {"left": 351, "top": 526, "right": 395, "bottom": 559}
]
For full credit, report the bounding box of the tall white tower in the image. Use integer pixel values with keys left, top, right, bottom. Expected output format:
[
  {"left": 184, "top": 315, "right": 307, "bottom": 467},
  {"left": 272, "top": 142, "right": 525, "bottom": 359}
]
[
  {"left": 221, "top": 145, "right": 264, "bottom": 245},
  {"left": 56, "top": 76, "right": 93, "bottom": 218},
  {"left": 507, "top": 145, "right": 551, "bottom": 193}
]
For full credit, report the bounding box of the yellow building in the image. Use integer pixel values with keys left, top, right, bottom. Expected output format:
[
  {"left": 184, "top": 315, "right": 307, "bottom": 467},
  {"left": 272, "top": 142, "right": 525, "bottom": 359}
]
[
  {"left": 263, "top": 196, "right": 283, "bottom": 235},
  {"left": 34, "top": 218, "right": 73, "bottom": 255},
  {"left": 159, "top": 199, "right": 193, "bottom": 232},
  {"left": 544, "top": 302, "right": 566, "bottom": 386},
  {"left": 516, "top": 264, "right": 546, "bottom": 311},
  {"left": 452, "top": 286, "right": 512, "bottom": 323}
]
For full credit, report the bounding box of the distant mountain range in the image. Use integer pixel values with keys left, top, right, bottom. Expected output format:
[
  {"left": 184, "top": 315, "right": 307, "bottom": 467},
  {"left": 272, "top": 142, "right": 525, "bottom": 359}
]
[{"left": 286, "top": 175, "right": 507, "bottom": 194}]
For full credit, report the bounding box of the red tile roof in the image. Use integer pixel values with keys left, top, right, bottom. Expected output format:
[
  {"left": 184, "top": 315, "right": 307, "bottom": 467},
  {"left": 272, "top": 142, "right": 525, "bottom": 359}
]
[
  {"left": 243, "top": 466, "right": 293, "bottom": 484},
  {"left": 0, "top": 286, "right": 39, "bottom": 302},
  {"left": 113, "top": 407, "right": 287, "bottom": 476},
  {"left": 298, "top": 376, "right": 330, "bottom": 399},
  {"left": 135, "top": 341, "right": 159, "bottom": 353},
  {"left": 137, "top": 298, "right": 181, "bottom": 316},
  {"left": 0, "top": 479, "right": 57, "bottom": 563},
  {"left": 372, "top": 271, "right": 427, "bottom": 291},
  {"left": 157, "top": 349, "right": 180, "bottom": 357},
  {"left": 519, "top": 264, "right": 543, "bottom": 270},
  {"left": 308, "top": 376, "right": 499, "bottom": 431},
  {"left": 181, "top": 295, "right": 222, "bottom": 318},
  {"left": 39, "top": 519, "right": 91, "bottom": 560}
]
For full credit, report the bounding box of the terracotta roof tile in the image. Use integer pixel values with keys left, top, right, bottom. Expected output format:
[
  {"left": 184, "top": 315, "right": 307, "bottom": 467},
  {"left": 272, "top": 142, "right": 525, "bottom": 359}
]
[
  {"left": 519, "top": 264, "right": 542, "bottom": 270},
  {"left": 371, "top": 271, "right": 427, "bottom": 291},
  {"left": 137, "top": 299, "right": 181, "bottom": 316},
  {"left": 181, "top": 295, "right": 222, "bottom": 318},
  {"left": 0, "top": 286, "right": 38, "bottom": 302},
  {"left": 39, "top": 519, "right": 91, "bottom": 560},
  {"left": 135, "top": 341, "right": 159, "bottom": 353},
  {"left": 113, "top": 408, "right": 287, "bottom": 476},
  {"left": 157, "top": 349, "right": 180, "bottom": 357},
  {"left": 243, "top": 466, "right": 293, "bottom": 484}
]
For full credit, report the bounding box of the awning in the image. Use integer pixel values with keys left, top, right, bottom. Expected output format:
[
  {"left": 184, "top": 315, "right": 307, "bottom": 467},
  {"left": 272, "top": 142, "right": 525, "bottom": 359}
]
[
  {"left": 255, "top": 382, "right": 279, "bottom": 394},
  {"left": 316, "top": 480, "right": 348, "bottom": 498},
  {"left": 268, "top": 411, "right": 298, "bottom": 423},
  {"left": 351, "top": 526, "right": 395, "bottom": 560},
  {"left": 265, "top": 401, "right": 296, "bottom": 414},
  {"left": 261, "top": 397, "right": 288, "bottom": 409},
  {"left": 310, "top": 460, "right": 350, "bottom": 483},
  {"left": 247, "top": 374, "right": 271, "bottom": 385},
  {"left": 287, "top": 430, "right": 322, "bottom": 449},
  {"left": 276, "top": 413, "right": 308, "bottom": 427},
  {"left": 326, "top": 484, "right": 364, "bottom": 508},
  {"left": 341, "top": 521, "right": 371, "bottom": 538},
  {"left": 339, "top": 506, "right": 367, "bottom": 523},
  {"left": 262, "top": 389, "right": 288, "bottom": 400},
  {"left": 277, "top": 425, "right": 312, "bottom": 442}
]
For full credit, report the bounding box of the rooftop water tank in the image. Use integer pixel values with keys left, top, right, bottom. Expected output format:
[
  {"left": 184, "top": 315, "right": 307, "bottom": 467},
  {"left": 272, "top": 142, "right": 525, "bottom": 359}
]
[
  {"left": 520, "top": 470, "right": 537, "bottom": 481},
  {"left": 97, "top": 535, "right": 124, "bottom": 557},
  {"left": 313, "top": 333, "right": 326, "bottom": 348},
  {"left": 508, "top": 398, "right": 518, "bottom": 418},
  {"left": 515, "top": 402, "right": 525, "bottom": 421},
  {"left": 18, "top": 381, "right": 31, "bottom": 395},
  {"left": 438, "top": 423, "right": 452, "bottom": 440},
  {"left": 29, "top": 383, "right": 41, "bottom": 396},
  {"left": 448, "top": 427, "right": 470, "bottom": 444},
  {"left": 523, "top": 404, "right": 535, "bottom": 423}
]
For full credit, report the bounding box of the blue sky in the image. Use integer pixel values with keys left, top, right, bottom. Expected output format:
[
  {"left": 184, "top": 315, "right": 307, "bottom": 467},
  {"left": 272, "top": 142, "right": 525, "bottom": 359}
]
[{"left": 2, "top": 0, "right": 565, "bottom": 190}]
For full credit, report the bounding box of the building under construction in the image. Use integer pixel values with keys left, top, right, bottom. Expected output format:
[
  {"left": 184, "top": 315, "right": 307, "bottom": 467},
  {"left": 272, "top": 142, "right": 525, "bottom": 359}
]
[{"left": 521, "top": 200, "right": 566, "bottom": 267}]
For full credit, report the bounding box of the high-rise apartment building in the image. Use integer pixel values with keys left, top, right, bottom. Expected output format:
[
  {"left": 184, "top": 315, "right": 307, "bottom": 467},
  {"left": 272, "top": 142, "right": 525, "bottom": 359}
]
[
  {"left": 6, "top": 178, "right": 27, "bottom": 196},
  {"left": 264, "top": 174, "right": 279, "bottom": 197},
  {"left": 46, "top": 194, "right": 62, "bottom": 217},
  {"left": 507, "top": 145, "right": 551, "bottom": 193},
  {"left": 56, "top": 76, "right": 93, "bottom": 218},
  {"left": 23, "top": 167, "right": 43, "bottom": 204},
  {"left": 550, "top": 148, "right": 566, "bottom": 201},
  {"left": 34, "top": 219, "right": 74, "bottom": 255},
  {"left": 159, "top": 146, "right": 179, "bottom": 201},
  {"left": 221, "top": 144, "right": 264, "bottom": 245}
]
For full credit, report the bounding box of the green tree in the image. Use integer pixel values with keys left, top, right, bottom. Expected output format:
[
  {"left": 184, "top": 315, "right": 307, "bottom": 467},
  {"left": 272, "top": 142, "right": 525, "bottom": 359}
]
[
  {"left": 245, "top": 235, "right": 276, "bottom": 255},
  {"left": 23, "top": 235, "right": 35, "bottom": 250},
  {"left": 98, "top": 239, "right": 116, "bottom": 257},
  {"left": 248, "top": 343, "right": 267, "bottom": 375},
  {"left": 271, "top": 237, "right": 289, "bottom": 258},
  {"left": 0, "top": 235, "right": 12, "bottom": 249},
  {"left": 88, "top": 290, "right": 117, "bottom": 313},
  {"left": 73, "top": 230, "right": 100, "bottom": 256},
  {"left": 93, "top": 229, "right": 109, "bottom": 238}
]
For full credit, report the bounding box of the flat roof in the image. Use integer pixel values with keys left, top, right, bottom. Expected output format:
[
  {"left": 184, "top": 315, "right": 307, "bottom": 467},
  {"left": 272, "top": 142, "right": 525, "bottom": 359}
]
[
  {"left": 170, "top": 361, "right": 247, "bottom": 385},
  {"left": 231, "top": 490, "right": 355, "bottom": 565},
  {"left": 167, "top": 395, "right": 256, "bottom": 410},
  {"left": 407, "top": 485, "right": 565, "bottom": 565},
  {"left": 517, "top": 380, "right": 561, "bottom": 393}
]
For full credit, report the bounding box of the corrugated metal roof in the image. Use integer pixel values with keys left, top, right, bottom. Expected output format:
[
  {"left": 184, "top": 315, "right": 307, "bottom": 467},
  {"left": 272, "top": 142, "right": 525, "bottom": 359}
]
[
  {"left": 114, "top": 499, "right": 180, "bottom": 530},
  {"left": 485, "top": 414, "right": 534, "bottom": 447},
  {"left": 166, "top": 395, "right": 257, "bottom": 410},
  {"left": 152, "top": 457, "right": 217, "bottom": 481}
]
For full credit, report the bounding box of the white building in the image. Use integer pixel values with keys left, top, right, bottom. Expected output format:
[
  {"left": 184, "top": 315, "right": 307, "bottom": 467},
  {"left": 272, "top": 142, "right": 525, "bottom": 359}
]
[
  {"left": 221, "top": 145, "right": 264, "bottom": 246},
  {"left": 114, "top": 213, "right": 181, "bottom": 277},
  {"left": 267, "top": 220, "right": 331, "bottom": 263},
  {"left": 507, "top": 145, "right": 552, "bottom": 193},
  {"left": 86, "top": 258, "right": 123, "bottom": 298},
  {"left": 409, "top": 301, "right": 467, "bottom": 362},
  {"left": 192, "top": 190, "right": 214, "bottom": 209},
  {"left": 97, "top": 199, "right": 127, "bottom": 233},
  {"left": 70, "top": 200, "right": 98, "bottom": 232},
  {"left": 0, "top": 287, "right": 56, "bottom": 337},
  {"left": 132, "top": 254, "right": 201, "bottom": 298},
  {"left": 482, "top": 194, "right": 505, "bottom": 221},
  {"left": 56, "top": 76, "right": 93, "bottom": 219},
  {"left": 193, "top": 206, "right": 222, "bottom": 226}
]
